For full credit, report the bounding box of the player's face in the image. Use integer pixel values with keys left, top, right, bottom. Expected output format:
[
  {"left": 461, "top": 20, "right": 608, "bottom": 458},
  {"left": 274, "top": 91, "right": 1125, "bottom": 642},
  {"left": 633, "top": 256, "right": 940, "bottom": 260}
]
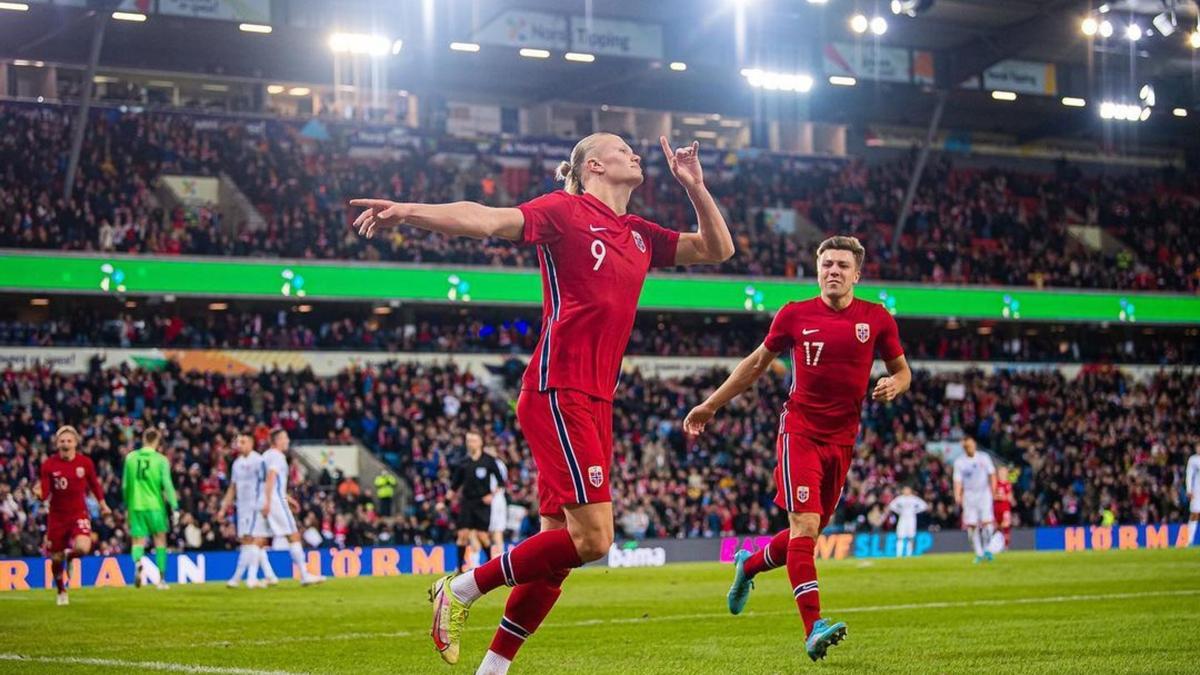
[
  {"left": 997, "top": 466, "right": 1008, "bottom": 481},
  {"left": 587, "top": 134, "right": 643, "bottom": 188},
  {"left": 466, "top": 433, "right": 483, "bottom": 456},
  {"left": 237, "top": 435, "right": 252, "bottom": 455},
  {"left": 55, "top": 433, "right": 77, "bottom": 455},
  {"left": 817, "top": 249, "right": 861, "bottom": 299},
  {"left": 274, "top": 432, "right": 290, "bottom": 451},
  {"left": 963, "top": 437, "right": 977, "bottom": 456}
]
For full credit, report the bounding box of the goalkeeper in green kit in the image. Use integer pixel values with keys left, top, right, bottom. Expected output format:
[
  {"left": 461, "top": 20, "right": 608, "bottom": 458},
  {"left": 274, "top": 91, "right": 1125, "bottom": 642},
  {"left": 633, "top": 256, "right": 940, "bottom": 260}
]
[{"left": 123, "top": 428, "right": 178, "bottom": 589}]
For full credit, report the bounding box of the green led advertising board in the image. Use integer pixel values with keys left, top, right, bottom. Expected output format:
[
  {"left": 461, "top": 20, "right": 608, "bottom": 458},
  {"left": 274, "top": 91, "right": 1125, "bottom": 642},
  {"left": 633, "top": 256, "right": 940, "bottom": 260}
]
[{"left": 1, "top": 252, "right": 1197, "bottom": 324}]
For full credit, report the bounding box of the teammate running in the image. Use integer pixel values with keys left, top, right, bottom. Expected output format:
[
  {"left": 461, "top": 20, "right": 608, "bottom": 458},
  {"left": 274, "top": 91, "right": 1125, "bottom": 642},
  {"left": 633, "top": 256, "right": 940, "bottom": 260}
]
[
  {"left": 1184, "top": 448, "right": 1199, "bottom": 545},
  {"left": 261, "top": 429, "right": 323, "bottom": 585},
  {"left": 38, "top": 426, "right": 111, "bottom": 605},
  {"left": 684, "top": 235, "right": 910, "bottom": 661},
  {"left": 992, "top": 465, "right": 1015, "bottom": 549},
  {"left": 351, "top": 132, "right": 733, "bottom": 674},
  {"left": 123, "top": 428, "right": 178, "bottom": 590},
  {"left": 953, "top": 437, "right": 997, "bottom": 563}
]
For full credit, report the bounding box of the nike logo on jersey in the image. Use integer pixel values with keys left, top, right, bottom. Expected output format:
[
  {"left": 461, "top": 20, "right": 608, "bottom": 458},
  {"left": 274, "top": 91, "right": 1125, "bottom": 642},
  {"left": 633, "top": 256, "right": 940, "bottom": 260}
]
[
  {"left": 802, "top": 329, "right": 819, "bottom": 335},
  {"left": 588, "top": 225, "right": 608, "bottom": 232}
]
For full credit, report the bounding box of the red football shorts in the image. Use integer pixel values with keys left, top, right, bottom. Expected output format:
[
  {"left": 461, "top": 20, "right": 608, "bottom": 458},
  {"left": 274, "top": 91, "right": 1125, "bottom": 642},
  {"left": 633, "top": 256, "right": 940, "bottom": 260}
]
[
  {"left": 774, "top": 433, "right": 853, "bottom": 527},
  {"left": 517, "top": 388, "right": 613, "bottom": 518},
  {"left": 45, "top": 514, "right": 91, "bottom": 553}
]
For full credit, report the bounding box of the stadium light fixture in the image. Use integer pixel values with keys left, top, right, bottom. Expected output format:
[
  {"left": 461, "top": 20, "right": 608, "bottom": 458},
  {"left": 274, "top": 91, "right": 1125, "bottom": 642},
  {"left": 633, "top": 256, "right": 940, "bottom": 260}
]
[
  {"left": 266, "top": 84, "right": 285, "bottom": 94},
  {"left": 329, "top": 33, "right": 391, "bottom": 56},
  {"left": 1061, "top": 97, "right": 1086, "bottom": 107},
  {"left": 0, "top": 2, "right": 30, "bottom": 11},
  {"left": 829, "top": 75, "right": 857, "bottom": 86},
  {"left": 12, "top": 59, "right": 43, "bottom": 67},
  {"left": 202, "top": 83, "right": 229, "bottom": 92},
  {"left": 991, "top": 90, "right": 1017, "bottom": 101},
  {"left": 669, "top": 61, "right": 687, "bottom": 71},
  {"left": 519, "top": 48, "right": 550, "bottom": 58},
  {"left": 30, "top": 298, "right": 49, "bottom": 306},
  {"left": 1174, "top": 108, "right": 1188, "bottom": 117},
  {"left": 288, "top": 86, "right": 311, "bottom": 96},
  {"left": 1099, "top": 101, "right": 1148, "bottom": 122},
  {"left": 450, "top": 41, "right": 481, "bottom": 52},
  {"left": 1099, "top": 20, "right": 1114, "bottom": 38},
  {"left": 239, "top": 23, "right": 272, "bottom": 34},
  {"left": 870, "top": 16, "right": 888, "bottom": 35},
  {"left": 112, "top": 11, "right": 147, "bottom": 22},
  {"left": 742, "top": 68, "right": 814, "bottom": 93},
  {"left": 681, "top": 116, "right": 708, "bottom": 125},
  {"left": 850, "top": 14, "right": 869, "bottom": 33},
  {"left": 891, "top": 0, "right": 934, "bottom": 16},
  {"left": 1152, "top": 11, "right": 1177, "bottom": 37},
  {"left": 208, "top": 302, "right": 229, "bottom": 311},
  {"left": 806, "top": 0, "right": 828, "bottom": 4},
  {"left": 1125, "top": 23, "right": 1142, "bottom": 41},
  {"left": 565, "top": 52, "right": 595, "bottom": 62},
  {"left": 1139, "top": 84, "right": 1155, "bottom": 108},
  {"left": 1190, "top": 31, "right": 1200, "bottom": 49},
  {"left": 392, "top": 39, "right": 403, "bottom": 54},
  {"left": 1081, "top": 17, "right": 1098, "bottom": 36}
]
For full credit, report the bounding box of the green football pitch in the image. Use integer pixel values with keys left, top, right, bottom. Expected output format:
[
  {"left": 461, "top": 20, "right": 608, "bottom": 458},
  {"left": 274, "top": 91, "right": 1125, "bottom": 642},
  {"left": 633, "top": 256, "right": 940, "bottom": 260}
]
[{"left": 1, "top": 548, "right": 1196, "bottom": 674}]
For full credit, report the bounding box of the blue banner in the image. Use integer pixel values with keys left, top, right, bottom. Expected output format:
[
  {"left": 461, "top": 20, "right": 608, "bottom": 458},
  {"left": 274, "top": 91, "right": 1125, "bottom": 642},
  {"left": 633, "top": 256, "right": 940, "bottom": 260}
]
[
  {"left": 1035, "top": 524, "right": 1191, "bottom": 552},
  {"left": 0, "top": 545, "right": 453, "bottom": 592}
]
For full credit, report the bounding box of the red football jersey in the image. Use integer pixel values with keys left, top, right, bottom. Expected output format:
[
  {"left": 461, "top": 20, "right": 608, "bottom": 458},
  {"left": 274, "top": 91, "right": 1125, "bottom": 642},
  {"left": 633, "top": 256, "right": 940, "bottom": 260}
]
[
  {"left": 39, "top": 453, "right": 103, "bottom": 520},
  {"left": 518, "top": 191, "right": 680, "bottom": 401},
  {"left": 994, "top": 478, "right": 1013, "bottom": 504},
  {"left": 764, "top": 297, "right": 904, "bottom": 444}
]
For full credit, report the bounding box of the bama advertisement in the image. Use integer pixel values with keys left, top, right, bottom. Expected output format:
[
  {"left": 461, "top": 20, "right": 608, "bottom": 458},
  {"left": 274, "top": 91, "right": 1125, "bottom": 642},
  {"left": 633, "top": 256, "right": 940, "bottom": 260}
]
[
  {"left": 0, "top": 545, "right": 452, "bottom": 592},
  {"left": 1035, "top": 524, "right": 1192, "bottom": 552}
]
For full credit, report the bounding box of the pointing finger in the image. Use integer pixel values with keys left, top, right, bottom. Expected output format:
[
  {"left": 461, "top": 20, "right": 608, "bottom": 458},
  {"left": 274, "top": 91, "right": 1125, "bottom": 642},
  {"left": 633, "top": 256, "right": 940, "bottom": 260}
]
[
  {"left": 349, "top": 198, "right": 393, "bottom": 208},
  {"left": 659, "top": 135, "right": 674, "bottom": 162}
]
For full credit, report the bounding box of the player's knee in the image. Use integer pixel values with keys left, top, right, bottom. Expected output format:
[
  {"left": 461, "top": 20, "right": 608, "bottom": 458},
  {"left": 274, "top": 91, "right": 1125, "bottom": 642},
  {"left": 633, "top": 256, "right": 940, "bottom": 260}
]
[
  {"left": 788, "top": 513, "right": 820, "bottom": 539},
  {"left": 546, "top": 568, "right": 571, "bottom": 587},
  {"left": 571, "top": 531, "right": 613, "bottom": 562},
  {"left": 75, "top": 538, "right": 93, "bottom": 554}
]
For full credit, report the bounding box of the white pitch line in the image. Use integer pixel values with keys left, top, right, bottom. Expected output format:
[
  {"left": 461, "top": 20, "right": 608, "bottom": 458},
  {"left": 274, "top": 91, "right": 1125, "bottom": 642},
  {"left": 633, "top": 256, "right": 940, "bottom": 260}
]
[
  {"left": 194, "top": 587, "right": 1200, "bottom": 648},
  {"left": 0, "top": 653, "right": 301, "bottom": 675}
]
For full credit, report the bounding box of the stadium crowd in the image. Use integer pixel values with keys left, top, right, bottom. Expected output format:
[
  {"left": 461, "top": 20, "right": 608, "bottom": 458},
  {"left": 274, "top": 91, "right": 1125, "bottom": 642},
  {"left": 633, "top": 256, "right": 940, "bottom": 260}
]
[
  {"left": 1, "top": 307, "right": 1195, "bottom": 364},
  {"left": 2, "top": 357, "right": 1195, "bottom": 558},
  {"left": 3, "top": 102, "right": 1198, "bottom": 291}
]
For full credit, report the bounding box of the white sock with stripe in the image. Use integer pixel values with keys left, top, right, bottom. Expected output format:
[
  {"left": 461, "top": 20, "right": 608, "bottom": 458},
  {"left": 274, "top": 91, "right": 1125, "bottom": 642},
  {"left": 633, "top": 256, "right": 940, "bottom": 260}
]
[
  {"left": 246, "top": 544, "right": 260, "bottom": 582},
  {"left": 476, "top": 650, "right": 511, "bottom": 675}
]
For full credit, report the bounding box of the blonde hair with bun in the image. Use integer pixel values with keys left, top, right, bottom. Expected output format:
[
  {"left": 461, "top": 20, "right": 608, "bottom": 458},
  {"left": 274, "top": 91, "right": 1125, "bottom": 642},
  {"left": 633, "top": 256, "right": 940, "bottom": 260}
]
[{"left": 555, "top": 133, "right": 609, "bottom": 195}]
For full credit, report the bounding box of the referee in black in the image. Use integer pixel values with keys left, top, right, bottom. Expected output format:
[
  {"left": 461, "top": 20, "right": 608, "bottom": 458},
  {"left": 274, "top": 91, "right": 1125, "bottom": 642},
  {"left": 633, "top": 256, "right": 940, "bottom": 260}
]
[{"left": 452, "top": 432, "right": 502, "bottom": 571}]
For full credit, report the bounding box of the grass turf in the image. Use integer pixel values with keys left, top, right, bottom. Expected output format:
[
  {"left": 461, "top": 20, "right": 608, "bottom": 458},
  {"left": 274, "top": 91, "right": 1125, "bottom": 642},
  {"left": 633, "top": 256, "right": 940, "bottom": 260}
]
[{"left": 0, "top": 548, "right": 1196, "bottom": 674}]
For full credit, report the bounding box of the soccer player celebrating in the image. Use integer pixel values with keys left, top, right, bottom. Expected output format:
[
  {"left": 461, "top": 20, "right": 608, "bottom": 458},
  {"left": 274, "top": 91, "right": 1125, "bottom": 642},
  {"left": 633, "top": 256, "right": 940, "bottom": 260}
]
[
  {"left": 261, "top": 429, "right": 323, "bottom": 586},
  {"left": 220, "top": 433, "right": 270, "bottom": 588},
  {"left": 953, "top": 437, "right": 997, "bottom": 563},
  {"left": 683, "top": 235, "right": 910, "bottom": 661},
  {"left": 887, "top": 485, "right": 928, "bottom": 558},
  {"left": 123, "top": 428, "right": 178, "bottom": 590},
  {"left": 350, "top": 132, "right": 732, "bottom": 673},
  {"left": 38, "top": 426, "right": 111, "bottom": 606}
]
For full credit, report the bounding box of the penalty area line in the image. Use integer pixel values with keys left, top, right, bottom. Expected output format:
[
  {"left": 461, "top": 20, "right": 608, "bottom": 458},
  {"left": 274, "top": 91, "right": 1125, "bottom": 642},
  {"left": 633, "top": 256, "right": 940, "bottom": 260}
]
[{"left": 0, "top": 653, "right": 302, "bottom": 675}]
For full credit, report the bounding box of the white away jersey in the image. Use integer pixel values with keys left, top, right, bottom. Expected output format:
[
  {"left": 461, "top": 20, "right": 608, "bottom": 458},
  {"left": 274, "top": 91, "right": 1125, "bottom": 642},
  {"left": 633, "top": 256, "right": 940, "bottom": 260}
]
[
  {"left": 888, "top": 494, "right": 928, "bottom": 526},
  {"left": 261, "top": 448, "right": 291, "bottom": 499},
  {"left": 953, "top": 451, "right": 996, "bottom": 496},
  {"left": 231, "top": 452, "right": 265, "bottom": 512}
]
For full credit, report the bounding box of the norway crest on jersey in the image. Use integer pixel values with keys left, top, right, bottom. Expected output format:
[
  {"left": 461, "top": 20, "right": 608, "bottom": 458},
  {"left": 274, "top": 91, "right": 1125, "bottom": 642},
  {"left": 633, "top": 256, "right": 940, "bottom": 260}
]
[
  {"left": 588, "top": 465, "right": 604, "bottom": 488},
  {"left": 76, "top": 466, "right": 85, "bottom": 478},
  {"left": 855, "top": 322, "right": 870, "bottom": 343},
  {"left": 632, "top": 231, "right": 646, "bottom": 253}
]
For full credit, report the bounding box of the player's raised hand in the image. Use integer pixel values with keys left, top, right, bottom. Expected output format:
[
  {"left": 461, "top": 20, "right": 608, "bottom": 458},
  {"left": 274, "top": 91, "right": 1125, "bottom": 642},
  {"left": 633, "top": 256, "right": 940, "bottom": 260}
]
[
  {"left": 99, "top": 502, "right": 112, "bottom": 517},
  {"left": 349, "top": 198, "right": 413, "bottom": 239},
  {"left": 872, "top": 376, "right": 900, "bottom": 402},
  {"left": 683, "top": 403, "right": 716, "bottom": 436},
  {"left": 659, "top": 137, "right": 704, "bottom": 190}
]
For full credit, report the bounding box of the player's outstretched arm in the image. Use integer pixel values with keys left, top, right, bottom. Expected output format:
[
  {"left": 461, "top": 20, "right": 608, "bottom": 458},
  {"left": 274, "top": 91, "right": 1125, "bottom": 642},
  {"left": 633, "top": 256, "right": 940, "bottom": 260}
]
[
  {"left": 683, "top": 343, "right": 779, "bottom": 435},
  {"left": 659, "top": 137, "right": 734, "bottom": 266},
  {"left": 349, "top": 199, "right": 525, "bottom": 241}
]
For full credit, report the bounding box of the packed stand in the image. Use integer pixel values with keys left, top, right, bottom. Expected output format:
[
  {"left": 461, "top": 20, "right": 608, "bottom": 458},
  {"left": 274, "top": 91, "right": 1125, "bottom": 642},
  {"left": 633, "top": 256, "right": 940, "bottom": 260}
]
[
  {"left": 2, "top": 355, "right": 1196, "bottom": 557},
  {"left": 0, "top": 306, "right": 1195, "bottom": 364},
  {"left": 3, "top": 103, "right": 1199, "bottom": 291}
]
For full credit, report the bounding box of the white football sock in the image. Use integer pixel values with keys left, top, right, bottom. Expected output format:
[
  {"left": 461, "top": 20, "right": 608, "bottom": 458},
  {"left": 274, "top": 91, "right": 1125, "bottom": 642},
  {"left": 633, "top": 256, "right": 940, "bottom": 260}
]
[
  {"left": 288, "top": 542, "right": 311, "bottom": 581},
  {"left": 970, "top": 528, "right": 984, "bottom": 556},
  {"left": 895, "top": 537, "right": 905, "bottom": 558},
  {"left": 450, "top": 569, "right": 482, "bottom": 604},
  {"left": 476, "top": 649, "right": 511, "bottom": 675},
  {"left": 246, "top": 544, "right": 261, "bottom": 582},
  {"left": 259, "top": 546, "right": 278, "bottom": 580},
  {"left": 230, "top": 545, "right": 250, "bottom": 582}
]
